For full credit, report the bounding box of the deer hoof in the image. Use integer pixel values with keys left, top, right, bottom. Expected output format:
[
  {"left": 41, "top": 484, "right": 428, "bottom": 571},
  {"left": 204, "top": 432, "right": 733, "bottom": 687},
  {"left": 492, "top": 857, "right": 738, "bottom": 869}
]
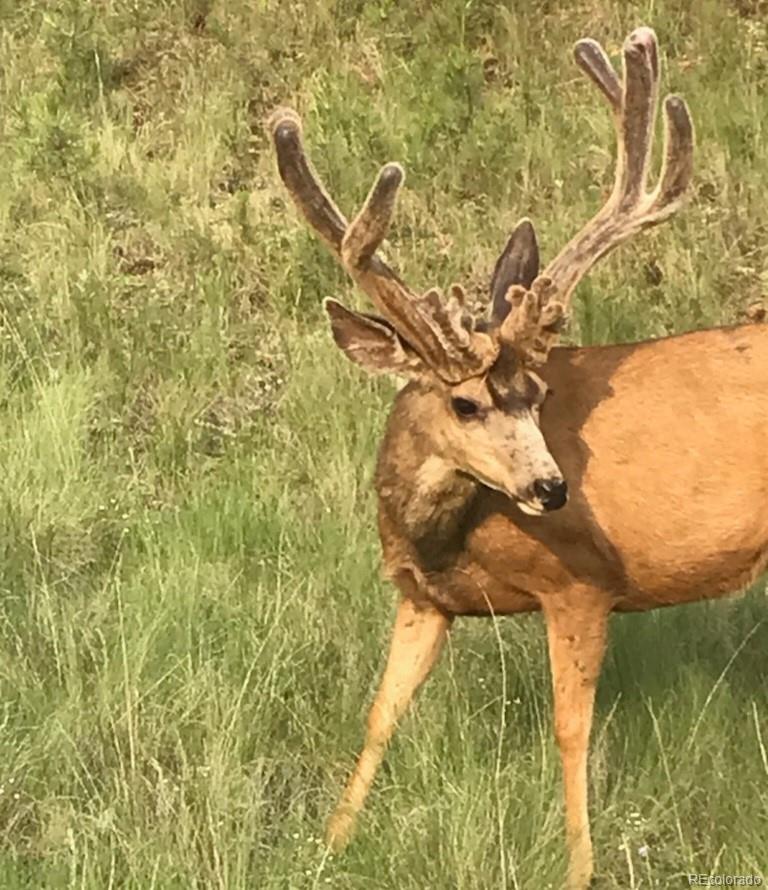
[
  {"left": 566, "top": 861, "right": 595, "bottom": 890},
  {"left": 325, "top": 805, "right": 358, "bottom": 853}
]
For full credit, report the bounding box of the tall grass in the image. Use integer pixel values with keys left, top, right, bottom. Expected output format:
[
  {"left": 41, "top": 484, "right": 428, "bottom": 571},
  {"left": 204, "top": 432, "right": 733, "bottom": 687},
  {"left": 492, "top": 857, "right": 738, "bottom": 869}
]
[{"left": 0, "top": 0, "right": 766, "bottom": 887}]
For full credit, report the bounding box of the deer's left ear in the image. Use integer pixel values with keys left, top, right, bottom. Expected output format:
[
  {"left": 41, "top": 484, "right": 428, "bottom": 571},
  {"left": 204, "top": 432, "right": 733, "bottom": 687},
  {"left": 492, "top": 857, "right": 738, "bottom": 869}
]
[
  {"left": 490, "top": 218, "right": 540, "bottom": 322},
  {"left": 324, "top": 299, "right": 429, "bottom": 378}
]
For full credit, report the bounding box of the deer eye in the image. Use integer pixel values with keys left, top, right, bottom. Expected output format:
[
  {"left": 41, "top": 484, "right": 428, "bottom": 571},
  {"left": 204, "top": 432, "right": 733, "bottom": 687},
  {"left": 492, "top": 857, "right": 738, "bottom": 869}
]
[{"left": 451, "top": 397, "right": 479, "bottom": 418}]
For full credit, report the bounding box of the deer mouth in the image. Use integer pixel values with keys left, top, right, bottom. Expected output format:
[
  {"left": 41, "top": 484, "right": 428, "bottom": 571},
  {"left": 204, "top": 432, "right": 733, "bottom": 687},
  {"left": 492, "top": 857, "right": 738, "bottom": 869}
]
[
  {"left": 471, "top": 474, "right": 565, "bottom": 516},
  {"left": 517, "top": 499, "right": 546, "bottom": 516},
  {"left": 475, "top": 478, "right": 548, "bottom": 516}
]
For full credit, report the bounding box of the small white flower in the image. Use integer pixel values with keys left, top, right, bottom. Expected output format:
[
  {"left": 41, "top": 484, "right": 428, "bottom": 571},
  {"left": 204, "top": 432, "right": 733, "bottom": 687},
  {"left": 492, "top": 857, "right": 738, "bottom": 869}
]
[{"left": 638, "top": 845, "right": 649, "bottom": 858}]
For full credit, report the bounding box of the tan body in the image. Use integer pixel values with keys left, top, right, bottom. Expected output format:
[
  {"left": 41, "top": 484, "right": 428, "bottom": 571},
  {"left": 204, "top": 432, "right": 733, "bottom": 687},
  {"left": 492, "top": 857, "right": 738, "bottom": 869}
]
[
  {"left": 325, "top": 323, "right": 768, "bottom": 890},
  {"left": 269, "top": 26, "right": 743, "bottom": 888},
  {"left": 381, "top": 322, "right": 768, "bottom": 620}
]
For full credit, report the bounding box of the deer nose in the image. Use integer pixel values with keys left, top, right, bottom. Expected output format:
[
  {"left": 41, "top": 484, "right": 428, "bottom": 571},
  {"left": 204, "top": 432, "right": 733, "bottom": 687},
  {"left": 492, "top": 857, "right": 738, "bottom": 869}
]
[{"left": 532, "top": 478, "right": 568, "bottom": 511}]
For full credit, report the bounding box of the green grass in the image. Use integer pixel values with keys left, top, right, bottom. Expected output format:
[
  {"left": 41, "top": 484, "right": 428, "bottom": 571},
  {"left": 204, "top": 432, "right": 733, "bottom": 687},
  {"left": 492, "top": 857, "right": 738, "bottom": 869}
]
[{"left": 0, "top": 0, "right": 766, "bottom": 887}]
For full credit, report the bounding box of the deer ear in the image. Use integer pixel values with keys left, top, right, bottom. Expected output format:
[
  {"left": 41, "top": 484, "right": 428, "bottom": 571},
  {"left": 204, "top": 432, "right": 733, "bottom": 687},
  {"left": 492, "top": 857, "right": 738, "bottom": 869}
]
[
  {"left": 324, "top": 299, "right": 429, "bottom": 378},
  {"left": 490, "top": 218, "right": 539, "bottom": 322}
]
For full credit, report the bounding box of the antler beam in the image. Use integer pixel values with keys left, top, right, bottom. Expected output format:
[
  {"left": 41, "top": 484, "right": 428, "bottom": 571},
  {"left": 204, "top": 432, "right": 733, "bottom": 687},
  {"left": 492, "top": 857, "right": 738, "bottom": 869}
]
[
  {"left": 539, "top": 27, "right": 694, "bottom": 307},
  {"left": 270, "top": 109, "right": 498, "bottom": 383}
]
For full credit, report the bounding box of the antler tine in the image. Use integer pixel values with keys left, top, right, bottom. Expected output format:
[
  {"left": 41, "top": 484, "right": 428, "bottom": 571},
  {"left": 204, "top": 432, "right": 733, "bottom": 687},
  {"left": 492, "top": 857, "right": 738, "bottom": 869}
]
[
  {"left": 271, "top": 108, "right": 499, "bottom": 382},
  {"left": 540, "top": 27, "right": 694, "bottom": 309},
  {"left": 342, "top": 163, "right": 404, "bottom": 270},
  {"left": 574, "top": 38, "right": 622, "bottom": 113},
  {"left": 619, "top": 27, "right": 660, "bottom": 206},
  {"left": 651, "top": 95, "right": 694, "bottom": 213},
  {"left": 269, "top": 108, "right": 348, "bottom": 254}
]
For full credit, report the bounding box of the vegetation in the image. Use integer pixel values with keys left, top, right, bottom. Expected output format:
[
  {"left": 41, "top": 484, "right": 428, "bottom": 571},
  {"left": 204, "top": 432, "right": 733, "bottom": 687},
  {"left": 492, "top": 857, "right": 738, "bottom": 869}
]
[{"left": 0, "top": 0, "right": 766, "bottom": 886}]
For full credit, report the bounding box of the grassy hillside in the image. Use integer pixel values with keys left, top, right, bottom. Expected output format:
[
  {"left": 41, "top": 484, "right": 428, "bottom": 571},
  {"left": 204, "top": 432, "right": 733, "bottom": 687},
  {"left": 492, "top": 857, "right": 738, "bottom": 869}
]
[{"left": 0, "top": 0, "right": 766, "bottom": 887}]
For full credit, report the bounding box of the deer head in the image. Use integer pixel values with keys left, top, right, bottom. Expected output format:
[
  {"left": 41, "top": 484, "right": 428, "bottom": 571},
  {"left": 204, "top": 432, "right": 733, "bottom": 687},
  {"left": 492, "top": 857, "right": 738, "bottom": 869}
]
[{"left": 270, "top": 27, "right": 693, "bottom": 516}]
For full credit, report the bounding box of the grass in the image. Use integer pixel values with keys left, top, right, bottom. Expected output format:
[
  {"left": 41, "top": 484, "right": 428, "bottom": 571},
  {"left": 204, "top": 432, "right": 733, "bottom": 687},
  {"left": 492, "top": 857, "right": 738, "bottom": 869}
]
[{"left": 0, "top": 0, "right": 766, "bottom": 886}]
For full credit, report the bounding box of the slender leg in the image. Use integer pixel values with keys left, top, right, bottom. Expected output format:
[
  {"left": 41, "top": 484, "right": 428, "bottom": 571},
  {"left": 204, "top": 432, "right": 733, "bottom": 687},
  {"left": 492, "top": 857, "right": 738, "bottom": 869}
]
[
  {"left": 542, "top": 597, "right": 610, "bottom": 890},
  {"left": 326, "top": 597, "right": 451, "bottom": 852}
]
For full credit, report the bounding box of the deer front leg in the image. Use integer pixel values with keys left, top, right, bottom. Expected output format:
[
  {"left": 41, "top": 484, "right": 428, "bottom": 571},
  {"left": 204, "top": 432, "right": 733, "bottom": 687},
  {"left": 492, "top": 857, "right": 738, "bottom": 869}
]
[
  {"left": 542, "top": 596, "right": 610, "bottom": 890},
  {"left": 326, "top": 597, "right": 451, "bottom": 852}
]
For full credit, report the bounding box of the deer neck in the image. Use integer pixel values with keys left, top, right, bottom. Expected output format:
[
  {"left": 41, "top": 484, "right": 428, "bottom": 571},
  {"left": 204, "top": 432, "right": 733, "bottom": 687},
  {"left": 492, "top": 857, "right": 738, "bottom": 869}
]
[{"left": 375, "top": 384, "right": 478, "bottom": 569}]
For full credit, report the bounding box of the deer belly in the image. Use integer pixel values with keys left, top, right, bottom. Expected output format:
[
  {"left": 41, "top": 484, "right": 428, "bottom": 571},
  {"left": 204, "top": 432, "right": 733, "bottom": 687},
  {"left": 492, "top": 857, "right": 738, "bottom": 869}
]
[{"left": 590, "top": 496, "right": 768, "bottom": 606}]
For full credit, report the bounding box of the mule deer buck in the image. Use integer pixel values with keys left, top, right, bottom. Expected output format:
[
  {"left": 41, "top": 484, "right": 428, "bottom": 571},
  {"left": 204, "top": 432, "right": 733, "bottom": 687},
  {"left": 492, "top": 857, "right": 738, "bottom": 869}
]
[{"left": 271, "top": 26, "right": 768, "bottom": 889}]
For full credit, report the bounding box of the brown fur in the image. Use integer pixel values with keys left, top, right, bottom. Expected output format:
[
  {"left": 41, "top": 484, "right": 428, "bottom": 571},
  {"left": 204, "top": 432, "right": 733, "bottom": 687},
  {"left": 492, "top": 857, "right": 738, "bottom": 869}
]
[
  {"left": 269, "top": 25, "right": 748, "bottom": 890},
  {"left": 378, "top": 323, "right": 768, "bottom": 617},
  {"left": 326, "top": 323, "right": 768, "bottom": 890}
]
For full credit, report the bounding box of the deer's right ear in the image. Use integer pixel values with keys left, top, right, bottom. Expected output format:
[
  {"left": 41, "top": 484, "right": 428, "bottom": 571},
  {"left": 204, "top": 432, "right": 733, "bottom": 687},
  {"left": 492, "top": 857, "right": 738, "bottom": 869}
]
[
  {"left": 324, "top": 299, "right": 428, "bottom": 378},
  {"left": 490, "top": 218, "right": 540, "bottom": 322}
]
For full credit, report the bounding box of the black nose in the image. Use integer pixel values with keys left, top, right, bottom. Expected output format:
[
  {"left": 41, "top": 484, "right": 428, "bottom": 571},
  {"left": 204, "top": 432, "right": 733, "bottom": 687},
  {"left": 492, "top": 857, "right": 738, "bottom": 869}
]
[{"left": 532, "top": 478, "right": 568, "bottom": 511}]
